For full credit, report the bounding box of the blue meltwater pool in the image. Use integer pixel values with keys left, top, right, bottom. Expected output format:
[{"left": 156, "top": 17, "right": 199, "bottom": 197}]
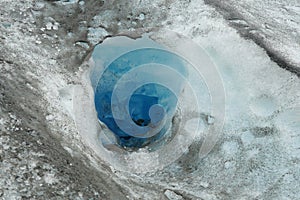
[{"left": 92, "top": 42, "right": 188, "bottom": 148}]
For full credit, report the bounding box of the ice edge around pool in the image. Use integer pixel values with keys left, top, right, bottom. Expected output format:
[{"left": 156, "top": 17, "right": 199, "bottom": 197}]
[{"left": 72, "top": 30, "right": 225, "bottom": 173}]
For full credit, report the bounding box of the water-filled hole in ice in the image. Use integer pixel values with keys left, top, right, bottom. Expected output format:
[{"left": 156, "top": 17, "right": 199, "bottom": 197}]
[
  {"left": 75, "top": 31, "right": 219, "bottom": 172},
  {"left": 93, "top": 46, "right": 187, "bottom": 148}
]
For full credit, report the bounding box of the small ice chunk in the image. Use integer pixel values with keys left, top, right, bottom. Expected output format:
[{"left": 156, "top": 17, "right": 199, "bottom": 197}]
[
  {"left": 58, "top": 0, "right": 79, "bottom": 5},
  {"left": 164, "top": 190, "right": 183, "bottom": 200},
  {"left": 87, "top": 27, "right": 109, "bottom": 45},
  {"left": 79, "top": 1, "right": 85, "bottom": 6},
  {"left": 46, "top": 22, "right": 52, "bottom": 30},
  {"left": 0, "top": 118, "right": 5, "bottom": 126},
  {"left": 138, "top": 13, "right": 145, "bottom": 21},
  {"left": 52, "top": 22, "right": 59, "bottom": 30},
  {"left": 63, "top": 146, "right": 73, "bottom": 156},
  {"left": 200, "top": 181, "right": 210, "bottom": 188},
  {"left": 44, "top": 173, "right": 58, "bottom": 185},
  {"left": 207, "top": 115, "right": 215, "bottom": 125},
  {"left": 46, "top": 115, "right": 54, "bottom": 121},
  {"left": 33, "top": 2, "right": 45, "bottom": 11},
  {"left": 75, "top": 41, "right": 89, "bottom": 50}
]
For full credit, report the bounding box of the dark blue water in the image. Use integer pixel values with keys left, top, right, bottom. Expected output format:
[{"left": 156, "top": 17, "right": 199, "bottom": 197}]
[{"left": 94, "top": 48, "right": 187, "bottom": 148}]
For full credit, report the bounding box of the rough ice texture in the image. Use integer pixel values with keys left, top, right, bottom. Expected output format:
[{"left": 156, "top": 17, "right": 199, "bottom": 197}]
[
  {"left": 0, "top": 0, "right": 299, "bottom": 199},
  {"left": 204, "top": 0, "right": 300, "bottom": 75}
]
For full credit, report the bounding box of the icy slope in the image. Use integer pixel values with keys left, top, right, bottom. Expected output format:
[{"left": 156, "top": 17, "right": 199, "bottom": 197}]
[
  {"left": 0, "top": 0, "right": 299, "bottom": 199},
  {"left": 114, "top": 1, "right": 300, "bottom": 199},
  {"left": 204, "top": 0, "right": 300, "bottom": 75}
]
